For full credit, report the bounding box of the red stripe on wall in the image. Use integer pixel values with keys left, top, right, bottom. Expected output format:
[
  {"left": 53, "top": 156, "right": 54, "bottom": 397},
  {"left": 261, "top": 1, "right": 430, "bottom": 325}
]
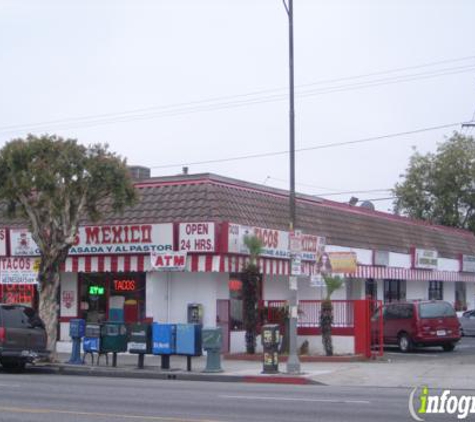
[
  {"left": 72, "top": 257, "right": 78, "bottom": 273},
  {"left": 85, "top": 256, "right": 92, "bottom": 273},
  {"left": 191, "top": 255, "right": 199, "bottom": 272},
  {"left": 124, "top": 255, "right": 131, "bottom": 272},
  {"left": 98, "top": 256, "right": 105, "bottom": 272},
  {"left": 111, "top": 256, "right": 118, "bottom": 272},
  {"left": 137, "top": 255, "right": 144, "bottom": 272},
  {"left": 205, "top": 255, "right": 213, "bottom": 272}
]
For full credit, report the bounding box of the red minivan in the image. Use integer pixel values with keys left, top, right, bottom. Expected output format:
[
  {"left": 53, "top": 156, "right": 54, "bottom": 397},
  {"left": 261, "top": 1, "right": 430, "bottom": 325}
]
[{"left": 373, "top": 300, "right": 461, "bottom": 352}]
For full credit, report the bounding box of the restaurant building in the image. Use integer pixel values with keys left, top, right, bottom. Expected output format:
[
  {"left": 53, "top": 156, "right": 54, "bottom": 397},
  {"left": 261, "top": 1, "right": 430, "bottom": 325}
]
[{"left": 1, "top": 172, "right": 475, "bottom": 353}]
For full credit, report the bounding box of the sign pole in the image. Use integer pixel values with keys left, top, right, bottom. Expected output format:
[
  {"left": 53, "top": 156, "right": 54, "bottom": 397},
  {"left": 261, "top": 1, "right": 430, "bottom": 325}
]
[{"left": 284, "top": 0, "right": 301, "bottom": 374}]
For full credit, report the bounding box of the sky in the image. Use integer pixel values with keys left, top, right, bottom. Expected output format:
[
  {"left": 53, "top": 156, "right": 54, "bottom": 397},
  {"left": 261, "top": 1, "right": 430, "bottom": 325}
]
[{"left": 1, "top": 0, "right": 474, "bottom": 213}]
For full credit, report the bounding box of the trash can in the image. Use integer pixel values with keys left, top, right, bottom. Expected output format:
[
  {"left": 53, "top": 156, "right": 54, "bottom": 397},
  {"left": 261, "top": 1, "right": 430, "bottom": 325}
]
[
  {"left": 202, "top": 326, "right": 223, "bottom": 373},
  {"left": 261, "top": 324, "right": 280, "bottom": 374}
]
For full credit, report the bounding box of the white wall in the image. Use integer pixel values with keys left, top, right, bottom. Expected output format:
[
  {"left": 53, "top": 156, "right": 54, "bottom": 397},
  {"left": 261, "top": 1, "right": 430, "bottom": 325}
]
[
  {"left": 146, "top": 271, "right": 227, "bottom": 327},
  {"left": 438, "top": 258, "right": 460, "bottom": 272},
  {"left": 59, "top": 272, "right": 78, "bottom": 341},
  {"left": 229, "top": 331, "right": 354, "bottom": 355},
  {"left": 467, "top": 283, "right": 475, "bottom": 310},
  {"left": 389, "top": 252, "right": 411, "bottom": 268},
  {"left": 444, "top": 282, "right": 455, "bottom": 305}
]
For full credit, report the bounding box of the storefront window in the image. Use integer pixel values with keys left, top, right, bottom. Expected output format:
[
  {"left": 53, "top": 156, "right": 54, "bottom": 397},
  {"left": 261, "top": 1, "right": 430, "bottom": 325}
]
[
  {"left": 384, "top": 279, "right": 406, "bottom": 303},
  {"left": 428, "top": 281, "right": 443, "bottom": 300},
  {"left": 0, "top": 284, "right": 36, "bottom": 307},
  {"left": 229, "top": 273, "right": 262, "bottom": 331},
  {"left": 365, "top": 279, "right": 377, "bottom": 300},
  {"left": 79, "top": 273, "right": 145, "bottom": 324},
  {"left": 455, "top": 282, "right": 467, "bottom": 311}
]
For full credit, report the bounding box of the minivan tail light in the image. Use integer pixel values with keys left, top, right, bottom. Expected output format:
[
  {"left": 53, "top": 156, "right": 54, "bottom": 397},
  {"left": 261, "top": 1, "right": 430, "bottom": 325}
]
[{"left": 0, "top": 327, "right": 5, "bottom": 344}]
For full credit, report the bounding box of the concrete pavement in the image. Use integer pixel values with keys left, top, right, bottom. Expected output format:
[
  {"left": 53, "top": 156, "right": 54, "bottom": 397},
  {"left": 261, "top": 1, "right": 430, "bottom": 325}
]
[{"left": 27, "top": 343, "right": 475, "bottom": 390}]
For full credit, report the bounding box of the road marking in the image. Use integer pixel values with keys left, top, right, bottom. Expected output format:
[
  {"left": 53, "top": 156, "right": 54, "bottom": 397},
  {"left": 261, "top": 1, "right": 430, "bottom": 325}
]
[
  {"left": 219, "top": 395, "right": 370, "bottom": 405},
  {"left": 0, "top": 406, "right": 222, "bottom": 422}
]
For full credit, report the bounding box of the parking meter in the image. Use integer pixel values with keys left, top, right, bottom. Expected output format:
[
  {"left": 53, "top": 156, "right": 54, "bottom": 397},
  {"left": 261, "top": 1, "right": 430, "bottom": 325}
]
[
  {"left": 68, "top": 319, "right": 85, "bottom": 365},
  {"left": 202, "top": 327, "right": 223, "bottom": 373},
  {"left": 261, "top": 324, "right": 280, "bottom": 374}
]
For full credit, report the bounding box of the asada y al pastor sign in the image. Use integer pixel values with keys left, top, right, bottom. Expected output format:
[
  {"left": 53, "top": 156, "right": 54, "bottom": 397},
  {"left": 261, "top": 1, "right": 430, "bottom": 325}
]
[{"left": 10, "top": 224, "right": 174, "bottom": 256}]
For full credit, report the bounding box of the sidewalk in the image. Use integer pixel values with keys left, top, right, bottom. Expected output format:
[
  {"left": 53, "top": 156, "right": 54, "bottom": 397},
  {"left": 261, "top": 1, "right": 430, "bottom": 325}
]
[{"left": 32, "top": 348, "right": 475, "bottom": 390}]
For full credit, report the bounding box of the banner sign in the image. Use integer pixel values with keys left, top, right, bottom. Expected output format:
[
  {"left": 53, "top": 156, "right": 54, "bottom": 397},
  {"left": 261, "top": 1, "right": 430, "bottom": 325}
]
[
  {"left": 414, "top": 248, "right": 438, "bottom": 270},
  {"left": 301, "top": 235, "right": 325, "bottom": 262},
  {"left": 289, "top": 230, "right": 303, "bottom": 253},
  {"left": 462, "top": 255, "right": 475, "bottom": 273},
  {"left": 322, "top": 252, "right": 357, "bottom": 274},
  {"left": 179, "top": 222, "right": 215, "bottom": 252},
  {"left": 0, "top": 257, "right": 40, "bottom": 284},
  {"left": 226, "top": 223, "right": 325, "bottom": 262},
  {"left": 227, "top": 223, "right": 290, "bottom": 259},
  {"left": 10, "top": 224, "right": 174, "bottom": 256},
  {"left": 0, "top": 228, "right": 6, "bottom": 256},
  {"left": 150, "top": 251, "right": 187, "bottom": 272}
]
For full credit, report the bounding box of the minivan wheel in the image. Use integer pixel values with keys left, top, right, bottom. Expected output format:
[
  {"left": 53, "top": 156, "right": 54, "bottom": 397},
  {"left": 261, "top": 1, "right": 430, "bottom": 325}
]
[
  {"left": 442, "top": 343, "right": 455, "bottom": 352},
  {"left": 398, "top": 333, "right": 413, "bottom": 353}
]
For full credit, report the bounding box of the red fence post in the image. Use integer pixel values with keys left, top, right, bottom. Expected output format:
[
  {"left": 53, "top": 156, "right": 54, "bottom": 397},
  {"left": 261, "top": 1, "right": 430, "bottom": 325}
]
[{"left": 353, "top": 299, "right": 371, "bottom": 358}]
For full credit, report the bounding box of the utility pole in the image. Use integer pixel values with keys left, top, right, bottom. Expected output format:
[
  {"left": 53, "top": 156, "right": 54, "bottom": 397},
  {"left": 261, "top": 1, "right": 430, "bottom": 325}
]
[{"left": 283, "top": 0, "right": 300, "bottom": 374}]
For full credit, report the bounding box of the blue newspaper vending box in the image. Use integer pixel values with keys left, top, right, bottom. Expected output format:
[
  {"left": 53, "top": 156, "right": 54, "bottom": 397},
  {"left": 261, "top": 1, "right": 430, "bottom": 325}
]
[
  {"left": 152, "top": 323, "right": 176, "bottom": 355},
  {"left": 69, "top": 319, "right": 86, "bottom": 339},
  {"left": 175, "top": 324, "right": 202, "bottom": 356}
]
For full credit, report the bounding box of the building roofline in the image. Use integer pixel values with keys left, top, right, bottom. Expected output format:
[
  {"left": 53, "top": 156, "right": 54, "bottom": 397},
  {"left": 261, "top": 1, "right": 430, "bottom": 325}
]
[{"left": 135, "top": 172, "right": 475, "bottom": 240}]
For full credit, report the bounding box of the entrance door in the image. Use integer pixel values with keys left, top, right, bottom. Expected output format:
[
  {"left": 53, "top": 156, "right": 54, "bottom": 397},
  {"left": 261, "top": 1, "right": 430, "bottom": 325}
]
[{"left": 216, "top": 299, "right": 230, "bottom": 353}]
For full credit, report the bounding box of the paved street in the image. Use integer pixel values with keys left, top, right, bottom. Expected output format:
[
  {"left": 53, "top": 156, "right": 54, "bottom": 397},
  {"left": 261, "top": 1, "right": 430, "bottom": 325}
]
[
  {"left": 382, "top": 335, "right": 475, "bottom": 362},
  {"left": 0, "top": 373, "right": 452, "bottom": 422},
  {"left": 1, "top": 338, "right": 474, "bottom": 421}
]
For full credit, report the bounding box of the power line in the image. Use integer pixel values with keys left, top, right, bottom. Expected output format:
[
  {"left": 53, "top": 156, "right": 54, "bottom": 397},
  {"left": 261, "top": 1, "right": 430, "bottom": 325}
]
[
  {"left": 1, "top": 57, "right": 474, "bottom": 136},
  {"left": 150, "top": 121, "right": 462, "bottom": 169}
]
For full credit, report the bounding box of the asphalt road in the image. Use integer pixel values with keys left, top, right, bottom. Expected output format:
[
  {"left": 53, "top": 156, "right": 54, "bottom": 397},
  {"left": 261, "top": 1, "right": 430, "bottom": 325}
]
[
  {"left": 383, "top": 335, "right": 475, "bottom": 362},
  {"left": 0, "top": 373, "right": 454, "bottom": 422}
]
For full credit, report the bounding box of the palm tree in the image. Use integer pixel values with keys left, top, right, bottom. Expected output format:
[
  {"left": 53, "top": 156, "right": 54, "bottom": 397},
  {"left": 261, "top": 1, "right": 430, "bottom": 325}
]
[
  {"left": 241, "top": 235, "right": 263, "bottom": 354},
  {"left": 320, "top": 274, "right": 344, "bottom": 356}
]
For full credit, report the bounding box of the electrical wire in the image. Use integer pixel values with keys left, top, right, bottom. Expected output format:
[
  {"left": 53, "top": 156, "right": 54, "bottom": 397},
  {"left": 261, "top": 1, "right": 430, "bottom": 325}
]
[
  {"left": 1, "top": 57, "right": 474, "bottom": 136},
  {"left": 150, "top": 121, "right": 462, "bottom": 169}
]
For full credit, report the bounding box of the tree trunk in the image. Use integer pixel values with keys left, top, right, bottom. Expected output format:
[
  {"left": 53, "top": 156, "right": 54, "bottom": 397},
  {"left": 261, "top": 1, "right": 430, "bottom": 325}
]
[
  {"left": 38, "top": 269, "right": 61, "bottom": 362},
  {"left": 242, "top": 267, "right": 259, "bottom": 354},
  {"left": 320, "top": 300, "right": 333, "bottom": 356}
]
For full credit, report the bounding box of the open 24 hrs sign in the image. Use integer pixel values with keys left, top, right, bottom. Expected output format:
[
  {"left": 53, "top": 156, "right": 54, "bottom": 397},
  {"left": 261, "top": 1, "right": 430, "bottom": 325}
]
[{"left": 179, "top": 222, "right": 215, "bottom": 252}]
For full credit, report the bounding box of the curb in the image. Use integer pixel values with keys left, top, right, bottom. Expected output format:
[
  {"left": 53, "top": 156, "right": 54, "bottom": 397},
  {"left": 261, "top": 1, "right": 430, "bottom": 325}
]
[{"left": 28, "top": 364, "right": 323, "bottom": 386}]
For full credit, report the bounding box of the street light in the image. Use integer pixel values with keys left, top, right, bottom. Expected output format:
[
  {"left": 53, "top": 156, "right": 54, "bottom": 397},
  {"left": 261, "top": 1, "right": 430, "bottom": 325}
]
[{"left": 282, "top": 0, "right": 300, "bottom": 374}]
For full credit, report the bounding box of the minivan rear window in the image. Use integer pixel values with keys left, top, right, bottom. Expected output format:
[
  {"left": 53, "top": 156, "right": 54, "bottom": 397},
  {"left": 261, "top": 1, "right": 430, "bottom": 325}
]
[{"left": 419, "top": 302, "right": 456, "bottom": 318}]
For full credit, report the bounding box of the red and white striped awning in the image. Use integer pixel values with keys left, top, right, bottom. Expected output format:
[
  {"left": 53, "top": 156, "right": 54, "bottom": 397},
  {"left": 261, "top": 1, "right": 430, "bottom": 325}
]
[
  {"left": 347, "top": 265, "right": 475, "bottom": 282},
  {"left": 61, "top": 255, "right": 290, "bottom": 276},
  {"left": 60, "top": 256, "right": 475, "bottom": 282}
]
